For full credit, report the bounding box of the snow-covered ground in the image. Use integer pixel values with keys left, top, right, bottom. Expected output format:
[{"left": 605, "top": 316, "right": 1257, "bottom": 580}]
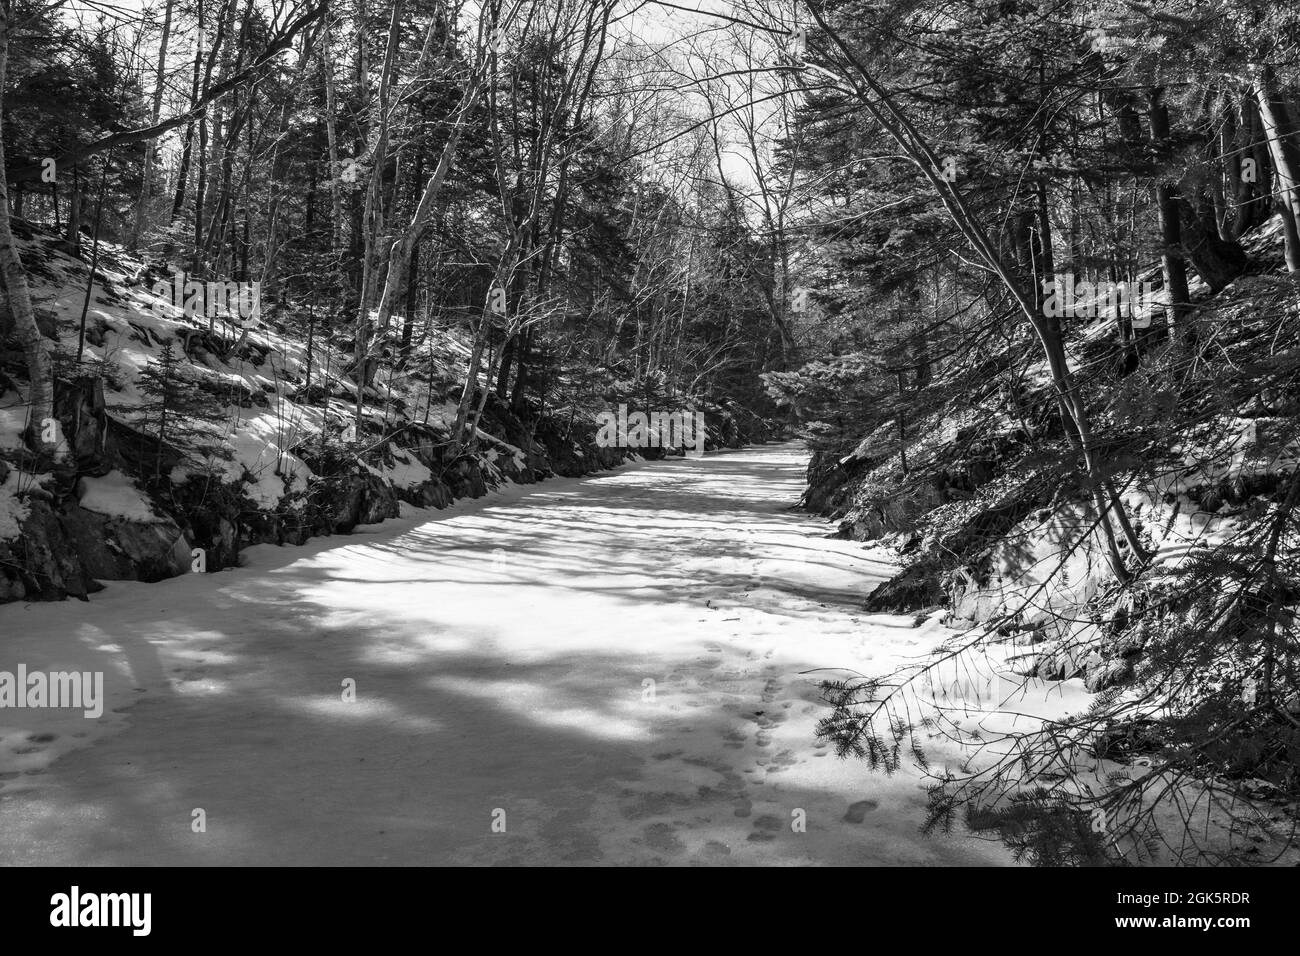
[{"left": 0, "top": 443, "right": 1041, "bottom": 865}]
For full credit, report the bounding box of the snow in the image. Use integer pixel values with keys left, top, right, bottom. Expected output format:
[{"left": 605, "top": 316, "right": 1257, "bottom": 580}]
[
  {"left": 386, "top": 448, "right": 433, "bottom": 488},
  {"left": 5, "top": 231, "right": 532, "bottom": 519},
  {"left": 76, "top": 470, "right": 162, "bottom": 523},
  {"left": 214, "top": 413, "right": 307, "bottom": 508},
  {"left": 0, "top": 443, "right": 1074, "bottom": 865},
  {"left": 0, "top": 469, "right": 29, "bottom": 541},
  {"left": 0, "top": 398, "right": 25, "bottom": 452}
]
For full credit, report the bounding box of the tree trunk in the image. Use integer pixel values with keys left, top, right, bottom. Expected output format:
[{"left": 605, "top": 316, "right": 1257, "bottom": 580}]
[
  {"left": 194, "top": 107, "right": 209, "bottom": 278},
  {"left": 399, "top": 235, "right": 419, "bottom": 359},
  {"left": 807, "top": 4, "right": 1145, "bottom": 578},
  {"left": 1180, "top": 193, "right": 1248, "bottom": 292},
  {"left": 1148, "top": 87, "right": 1192, "bottom": 328},
  {"left": 65, "top": 164, "right": 81, "bottom": 252},
  {"left": 321, "top": 20, "right": 346, "bottom": 258},
  {"left": 352, "top": 0, "right": 404, "bottom": 432},
  {"left": 171, "top": 0, "right": 206, "bottom": 219},
  {"left": 369, "top": 67, "right": 486, "bottom": 343},
  {"left": 1252, "top": 64, "right": 1300, "bottom": 272},
  {"left": 1237, "top": 92, "right": 1268, "bottom": 238},
  {"left": 260, "top": 26, "right": 316, "bottom": 292},
  {"left": 129, "top": 0, "right": 174, "bottom": 250},
  {"left": 0, "top": 1, "right": 55, "bottom": 451}
]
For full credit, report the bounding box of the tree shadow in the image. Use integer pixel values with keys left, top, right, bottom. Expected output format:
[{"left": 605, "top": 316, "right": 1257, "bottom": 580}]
[{"left": 0, "top": 444, "right": 1008, "bottom": 865}]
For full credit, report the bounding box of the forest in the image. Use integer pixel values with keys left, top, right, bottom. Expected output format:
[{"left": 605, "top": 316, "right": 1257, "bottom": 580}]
[{"left": 1, "top": 0, "right": 1299, "bottom": 869}]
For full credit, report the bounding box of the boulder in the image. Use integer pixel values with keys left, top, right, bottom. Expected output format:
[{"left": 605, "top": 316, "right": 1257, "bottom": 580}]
[
  {"left": 0, "top": 500, "right": 99, "bottom": 600},
  {"left": 59, "top": 505, "right": 190, "bottom": 582}
]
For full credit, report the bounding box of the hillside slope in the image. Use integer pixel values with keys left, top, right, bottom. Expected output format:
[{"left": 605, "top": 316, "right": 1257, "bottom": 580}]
[
  {"left": 0, "top": 223, "right": 775, "bottom": 604},
  {"left": 786, "top": 214, "right": 1300, "bottom": 863}
]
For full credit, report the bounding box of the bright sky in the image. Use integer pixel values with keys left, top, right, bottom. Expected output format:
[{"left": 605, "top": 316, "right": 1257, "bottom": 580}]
[{"left": 51, "top": 0, "right": 794, "bottom": 193}]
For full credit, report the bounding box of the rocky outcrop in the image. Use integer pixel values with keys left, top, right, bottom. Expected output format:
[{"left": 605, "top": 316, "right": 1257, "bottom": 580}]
[
  {"left": 1, "top": 380, "right": 782, "bottom": 605},
  {"left": 0, "top": 496, "right": 191, "bottom": 602},
  {"left": 1, "top": 222, "right": 784, "bottom": 607},
  {"left": 0, "top": 500, "right": 101, "bottom": 602},
  {"left": 59, "top": 505, "right": 192, "bottom": 582}
]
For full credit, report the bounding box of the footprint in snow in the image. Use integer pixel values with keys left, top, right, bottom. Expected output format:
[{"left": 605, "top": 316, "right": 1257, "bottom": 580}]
[
  {"left": 769, "top": 749, "right": 798, "bottom": 768},
  {"left": 642, "top": 822, "right": 686, "bottom": 855},
  {"left": 722, "top": 728, "right": 747, "bottom": 748},
  {"left": 747, "top": 814, "right": 784, "bottom": 842},
  {"left": 747, "top": 710, "right": 785, "bottom": 729},
  {"left": 844, "top": 799, "right": 880, "bottom": 824}
]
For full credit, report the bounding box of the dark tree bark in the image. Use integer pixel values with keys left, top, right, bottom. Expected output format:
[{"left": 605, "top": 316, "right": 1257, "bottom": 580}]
[
  {"left": 1180, "top": 194, "right": 1248, "bottom": 293},
  {"left": 1253, "top": 65, "right": 1300, "bottom": 272},
  {"left": 1148, "top": 87, "right": 1192, "bottom": 328}
]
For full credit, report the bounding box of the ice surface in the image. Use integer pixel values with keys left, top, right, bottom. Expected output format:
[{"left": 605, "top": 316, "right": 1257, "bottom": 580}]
[{"left": 0, "top": 444, "right": 1069, "bottom": 865}]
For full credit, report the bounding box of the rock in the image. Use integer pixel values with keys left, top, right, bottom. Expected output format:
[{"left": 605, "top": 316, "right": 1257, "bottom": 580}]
[
  {"left": 171, "top": 533, "right": 196, "bottom": 572},
  {"left": 59, "top": 506, "right": 190, "bottom": 582},
  {"left": 54, "top": 376, "right": 109, "bottom": 469},
  {"left": 1086, "top": 657, "right": 1134, "bottom": 692},
  {"left": 1114, "top": 627, "right": 1146, "bottom": 658},
  {"left": 316, "top": 467, "right": 400, "bottom": 533},
  {"left": 446, "top": 459, "right": 488, "bottom": 500},
  {"left": 1037, "top": 652, "right": 1068, "bottom": 681},
  {"left": 0, "top": 500, "right": 97, "bottom": 600},
  {"left": 864, "top": 563, "right": 944, "bottom": 612},
  {"left": 399, "top": 479, "right": 452, "bottom": 510},
  {"left": 358, "top": 476, "right": 398, "bottom": 525},
  {"left": 952, "top": 586, "right": 1001, "bottom": 622},
  {"left": 2, "top": 383, "right": 774, "bottom": 605}
]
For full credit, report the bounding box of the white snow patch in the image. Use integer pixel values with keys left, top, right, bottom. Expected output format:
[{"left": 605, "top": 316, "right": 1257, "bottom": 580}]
[
  {"left": 76, "top": 470, "right": 161, "bottom": 523},
  {"left": 0, "top": 469, "right": 31, "bottom": 540},
  {"left": 0, "top": 444, "right": 1029, "bottom": 865}
]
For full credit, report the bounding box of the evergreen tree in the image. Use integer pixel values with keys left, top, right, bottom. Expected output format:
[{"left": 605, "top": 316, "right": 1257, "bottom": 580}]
[{"left": 136, "top": 342, "right": 226, "bottom": 473}]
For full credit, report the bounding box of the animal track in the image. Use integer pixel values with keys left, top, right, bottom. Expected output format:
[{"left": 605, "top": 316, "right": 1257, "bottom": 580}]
[
  {"left": 844, "top": 799, "right": 880, "bottom": 824},
  {"left": 747, "top": 814, "right": 784, "bottom": 842},
  {"left": 643, "top": 822, "right": 686, "bottom": 855},
  {"left": 746, "top": 709, "right": 785, "bottom": 730},
  {"left": 769, "top": 749, "right": 798, "bottom": 768},
  {"left": 621, "top": 790, "right": 694, "bottom": 820}
]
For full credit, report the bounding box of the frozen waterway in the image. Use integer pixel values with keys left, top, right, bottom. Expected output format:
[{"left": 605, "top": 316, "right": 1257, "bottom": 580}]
[{"left": 0, "top": 442, "right": 1018, "bottom": 865}]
